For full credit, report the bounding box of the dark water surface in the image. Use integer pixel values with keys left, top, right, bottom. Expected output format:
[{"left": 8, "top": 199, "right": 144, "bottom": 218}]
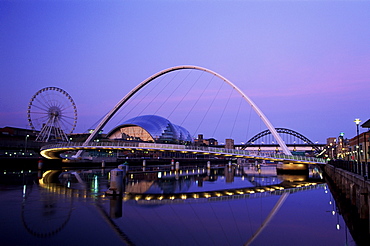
[{"left": 0, "top": 164, "right": 357, "bottom": 246}]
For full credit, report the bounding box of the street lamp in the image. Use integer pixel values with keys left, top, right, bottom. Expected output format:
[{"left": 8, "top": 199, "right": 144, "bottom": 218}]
[
  {"left": 25, "top": 135, "right": 30, "bottom": 154},
  {"left": 354, "top": 118, "right": 361, "bottom": 166}
]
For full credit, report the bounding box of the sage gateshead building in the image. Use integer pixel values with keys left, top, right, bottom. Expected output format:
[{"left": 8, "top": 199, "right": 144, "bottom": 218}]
[{"left": 106, "top": 115, "right": 193, "bottom": 144}]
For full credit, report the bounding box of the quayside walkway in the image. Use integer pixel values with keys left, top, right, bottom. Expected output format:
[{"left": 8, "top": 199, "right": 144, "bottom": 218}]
[
  {"left": 40, "top": 142, "right": 327, "bottom": 165},
  {"left": 323, "top": 160, "right": 370, "bottom": 245}
]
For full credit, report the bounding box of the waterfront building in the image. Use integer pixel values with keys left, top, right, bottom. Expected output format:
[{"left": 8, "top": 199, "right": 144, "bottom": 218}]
[
  {"left": 325, "top": 119, "right": 370, "bottom": 164},
  {"left": 348, "top": 131, "right": 369, "bottom": 163},
  {"left": 193, "top": 134, "right": 218, "bottom": 146},
  {"left": 106, "top": 115, "right": 193, "bottom": 144},
  {"left": 225, "top": 138, "right": 235, "bottom": 149},
  {"left": 0, "top": 126, "right": 41, "bottom": 157}
]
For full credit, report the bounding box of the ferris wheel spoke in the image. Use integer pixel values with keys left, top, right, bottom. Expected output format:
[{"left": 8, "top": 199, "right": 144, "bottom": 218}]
[
  {"left": 61, "top": 115, "right": 77, "bottom": 120},
  {"left": 59, "top": 104, "right": 75, "bottom": 112},
  {"left": 36, "top": 94, "right": 53, "bottom": 109},
  {"left": 41, "top": 91, "right": 54, "bottom": 107},
  {"left": 59, "top": 118, "right": 74, "bottom": 130},
  {"left": 33, "top": 115, "right": 50, "bottom": 123},
  {"left": 28, "top": 112, "right": 49, "bottom": 117},
  {"left": 31, "top": 101, "right": 50, "bottom": 112},
  {"left": 32, "top": 113, "right": 49, "bottom": 120}
]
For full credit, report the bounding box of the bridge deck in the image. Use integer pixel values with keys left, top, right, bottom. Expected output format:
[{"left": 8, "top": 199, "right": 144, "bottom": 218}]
[{"left": 40, "top": 142, "right": 327, "bottom": 164}]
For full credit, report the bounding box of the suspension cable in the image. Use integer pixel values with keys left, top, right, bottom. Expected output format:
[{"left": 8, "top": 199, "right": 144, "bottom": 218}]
[
  {"left": 192, "top": 76, "right": 224, "bottom": 139},
  {"left": 212, "top": 85, "right": 234, "bottom": 138}
]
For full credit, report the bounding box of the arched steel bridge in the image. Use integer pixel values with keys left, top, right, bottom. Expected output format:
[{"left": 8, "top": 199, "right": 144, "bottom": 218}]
[
  {"left": 44, "top": 65, "right": 325, "bottom": 165},
  {"left": 40, "top": 142, "right": 327, "bottom": 165},
  {"left": 74, "top": 65, "right": 291, "bottom": 157},
  {"left": 243, "top": 128, "right": 323, "bottom": 152}
]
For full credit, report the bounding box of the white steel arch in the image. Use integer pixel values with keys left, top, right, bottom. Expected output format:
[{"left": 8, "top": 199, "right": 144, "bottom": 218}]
[{"left": 80, "top": 65, "right": 291, "bottom": 155}]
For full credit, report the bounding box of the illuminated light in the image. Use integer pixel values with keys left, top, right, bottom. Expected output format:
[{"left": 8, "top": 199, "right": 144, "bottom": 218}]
[
  {"left": 134, "top": 195, "right": 142, "bottom": 201},
  {"left": 181, "top": 194, "right": 187, "bottom": 199},
  {"left": 193, "top": 194, "right": 199, "bottom": 199},
  {"left": 158, "top": 196, "right": 164, "bottom": 200},
  {"left": 22, "top": 185, "right": 27, "bottom": 197},
  {"left": 332, "top": 211, "right": 336, "bottom": 215},
  {"left": 248, "top": 190, "right": 255, "bottom": 194},
  {"left": 329, "top": 201, "right": 332, "bottom": 205},
  {"left": 236, "top": 191, "right": 244, "bottom": 194},
  {"left": 215, "top": 193, "right": 222, "bottom": 197},
  {"left": 225, "top": 192, "right": 234, "bottom": 196},
  {"left": 169, "top": 196, "right": 175, "bottom": 200},
  {"left": 204, "top": 193, "right": 211, "bottom": 198},
  {"left": 336, "top": 224, "right": 340, "bottom": 230},
  {"left": 145, "top": 196, "right": 152, "bottom": 200}
]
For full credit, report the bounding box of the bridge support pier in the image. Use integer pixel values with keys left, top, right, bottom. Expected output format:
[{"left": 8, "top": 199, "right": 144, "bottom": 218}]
[
  {"left": 276, "top": 162, "right": 308, "bottom": 174},
  {"left": 106, "top": 167, "right": 126, "bottom": 196}
]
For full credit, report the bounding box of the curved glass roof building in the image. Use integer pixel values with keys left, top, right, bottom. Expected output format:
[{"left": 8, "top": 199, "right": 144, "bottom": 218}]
[{"left": 107, "top": 115, "right": 193, "bottom": 144}]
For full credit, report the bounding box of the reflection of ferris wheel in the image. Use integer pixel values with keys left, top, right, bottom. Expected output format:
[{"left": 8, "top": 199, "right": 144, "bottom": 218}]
[{"left": 27, "top": 87, "right": 77, "bottom": 142}]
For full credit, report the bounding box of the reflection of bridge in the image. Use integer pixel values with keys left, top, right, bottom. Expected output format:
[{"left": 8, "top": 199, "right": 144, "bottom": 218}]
[
  {"left": 40, "top": 142, "right": 327, "bottom": 164},
  {"left": 36, "top": 166, "right": 326, "bottom": 245},
  {"left": 39, "top": 168, "right": 325, "bottom": 204}
]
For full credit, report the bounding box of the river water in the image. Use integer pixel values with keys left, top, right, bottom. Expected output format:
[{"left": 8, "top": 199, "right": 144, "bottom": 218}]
[{"left": 0, "top": 164, "right": 358, "bottom": 246}]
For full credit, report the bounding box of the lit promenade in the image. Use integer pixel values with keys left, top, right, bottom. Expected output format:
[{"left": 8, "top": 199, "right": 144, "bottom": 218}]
[{"left": 40, "top": 142, "right": 327, "bottom": 165}]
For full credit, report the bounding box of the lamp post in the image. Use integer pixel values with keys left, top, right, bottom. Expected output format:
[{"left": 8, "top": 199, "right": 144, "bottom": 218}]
[
  {"left": 354, "top": 119, "right": 361, "bottom": 173},
  {"left": 25, "top": 134, "right": 30, "bottom": 154}
]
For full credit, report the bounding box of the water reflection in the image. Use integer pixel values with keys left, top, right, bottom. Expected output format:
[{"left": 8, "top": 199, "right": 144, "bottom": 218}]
[{"left": 0, "top": 164, "right": 358, "bottom": 246}]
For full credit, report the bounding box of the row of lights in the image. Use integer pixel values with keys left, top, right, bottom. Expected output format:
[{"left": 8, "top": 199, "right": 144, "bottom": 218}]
[{"left": 125, "top": 182, "right": 321, "bottom": 202}]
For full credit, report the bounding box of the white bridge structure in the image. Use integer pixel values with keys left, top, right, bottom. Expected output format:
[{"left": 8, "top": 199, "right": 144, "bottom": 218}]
[
  {"left": 40, "top": 65, "right": 326, "bottom": 166},
  {"left": 40, "top": 141, "right": 326, "bottom": 165}
]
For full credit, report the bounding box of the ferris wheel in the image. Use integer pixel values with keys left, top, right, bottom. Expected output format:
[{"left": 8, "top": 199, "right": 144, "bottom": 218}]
[{"left": 27, "top": 87, "right": 77, "bottom": 142}]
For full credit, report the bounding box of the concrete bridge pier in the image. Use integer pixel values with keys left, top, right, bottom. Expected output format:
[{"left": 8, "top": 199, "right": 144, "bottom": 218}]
[
  {"left": 276, "top": 162, "right": 308, "bottom": 174},
  {"left": 106, "top": 167, "right": 126, "bottom": 196}
]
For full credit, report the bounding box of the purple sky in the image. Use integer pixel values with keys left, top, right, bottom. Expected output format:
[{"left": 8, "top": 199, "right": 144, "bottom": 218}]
[{"left": 1, "top": 1, "right": 370, "bottom": 144}]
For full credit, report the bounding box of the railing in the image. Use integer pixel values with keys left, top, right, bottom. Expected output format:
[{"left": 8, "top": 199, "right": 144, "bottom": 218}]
[
  {"left": 41, "top": 142, "right": 327, "bottom": 164},
  {"left": 328, "top": 160, "right": 369, "bottom": 178}
]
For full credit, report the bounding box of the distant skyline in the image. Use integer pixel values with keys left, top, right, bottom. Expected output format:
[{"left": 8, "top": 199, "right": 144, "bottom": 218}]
[{"left": 1, "top": 0, "right": 370, "bottom": 144}]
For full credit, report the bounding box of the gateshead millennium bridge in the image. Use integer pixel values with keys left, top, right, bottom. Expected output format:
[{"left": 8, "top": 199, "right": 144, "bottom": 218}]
[{"left": 40, "top": 65, "right": 327, "bottom": 166}]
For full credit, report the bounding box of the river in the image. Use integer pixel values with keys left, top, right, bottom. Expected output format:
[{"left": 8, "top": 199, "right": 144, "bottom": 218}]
[{"left": 0, "top": 163, "right": 358, "bottom": 245}]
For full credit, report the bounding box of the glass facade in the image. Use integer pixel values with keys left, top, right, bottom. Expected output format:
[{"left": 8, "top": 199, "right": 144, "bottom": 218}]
[{"left": 107, "top": 115, "right": 193, "bottom": 144}]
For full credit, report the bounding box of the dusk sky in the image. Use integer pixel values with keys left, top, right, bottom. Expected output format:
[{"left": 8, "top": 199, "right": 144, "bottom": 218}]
[{"left": 1, "top": 0, "right": 370, "bottom": 144}]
